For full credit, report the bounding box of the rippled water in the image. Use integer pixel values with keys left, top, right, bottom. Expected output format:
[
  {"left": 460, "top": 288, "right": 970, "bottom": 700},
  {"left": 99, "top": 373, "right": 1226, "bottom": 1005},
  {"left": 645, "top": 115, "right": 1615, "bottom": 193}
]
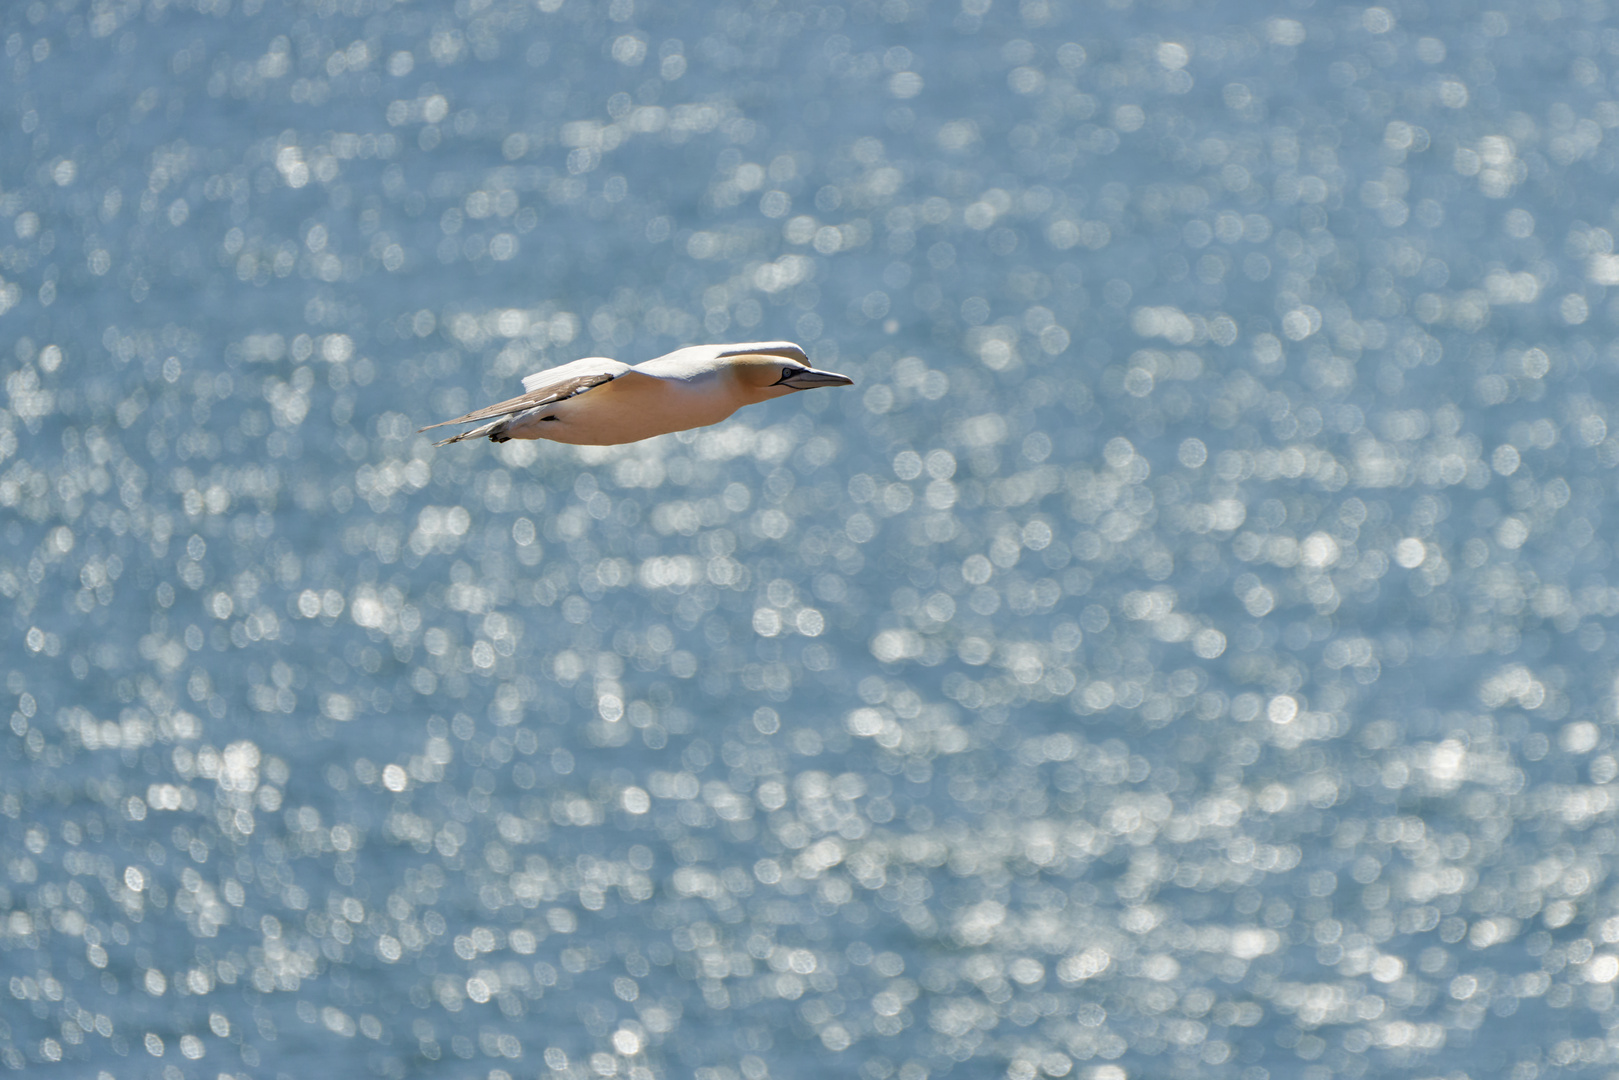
[{"left": 8, "top": 1, "right": 1619, "bottom": 1077}]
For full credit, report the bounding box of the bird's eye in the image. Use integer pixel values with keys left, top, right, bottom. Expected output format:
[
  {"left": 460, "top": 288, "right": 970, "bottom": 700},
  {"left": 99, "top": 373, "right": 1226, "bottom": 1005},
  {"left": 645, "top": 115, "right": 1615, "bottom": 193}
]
[{"left": 781, "top": 367, "right": 795, "bottom": 383}]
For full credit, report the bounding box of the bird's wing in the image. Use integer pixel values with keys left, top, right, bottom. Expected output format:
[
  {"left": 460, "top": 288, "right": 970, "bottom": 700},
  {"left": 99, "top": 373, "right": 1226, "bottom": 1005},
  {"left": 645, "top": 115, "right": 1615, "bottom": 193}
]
[
  {"left": 419, "top": 357, "right": 632, "bottom": 432},
  {"left": 714, "top": 341, "right": 809, "bottom": 363},
  {"left": 520, "top": 356, "right": 633, "bottom": 394},
  {"left": 635, "top": 341, "right": 810, "bottom": 377}
]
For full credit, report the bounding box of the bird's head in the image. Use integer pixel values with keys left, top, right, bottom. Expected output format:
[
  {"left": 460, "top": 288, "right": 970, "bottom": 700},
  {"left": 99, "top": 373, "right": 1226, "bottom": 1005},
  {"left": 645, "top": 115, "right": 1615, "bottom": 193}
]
[{"left": 719, "top": 342, "right": 854, "bottom": 399}]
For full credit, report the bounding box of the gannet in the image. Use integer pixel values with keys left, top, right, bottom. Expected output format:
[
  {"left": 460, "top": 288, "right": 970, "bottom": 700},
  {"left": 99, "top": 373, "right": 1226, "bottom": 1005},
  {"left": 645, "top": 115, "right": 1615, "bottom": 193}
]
[{"left": 421, "top": 341, "right": 852, "bottom": 447}]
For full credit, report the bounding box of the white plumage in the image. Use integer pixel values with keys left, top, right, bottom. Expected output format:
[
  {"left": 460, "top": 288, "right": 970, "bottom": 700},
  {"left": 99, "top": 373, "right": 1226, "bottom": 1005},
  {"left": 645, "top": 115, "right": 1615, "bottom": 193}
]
[{"left": 421, "top": 341, "right": 852, "bottom": 447}]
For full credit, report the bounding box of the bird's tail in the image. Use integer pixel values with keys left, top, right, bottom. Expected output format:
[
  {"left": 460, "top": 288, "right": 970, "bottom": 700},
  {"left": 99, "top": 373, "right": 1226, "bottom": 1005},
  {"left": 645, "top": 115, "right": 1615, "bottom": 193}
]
[{"left": 433, "top": 417, "right": 506, "bottom": 446}]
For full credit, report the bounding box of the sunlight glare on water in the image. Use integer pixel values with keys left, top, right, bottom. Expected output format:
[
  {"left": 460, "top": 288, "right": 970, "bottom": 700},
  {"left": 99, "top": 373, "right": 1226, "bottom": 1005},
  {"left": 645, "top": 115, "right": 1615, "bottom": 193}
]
[{"left": 5, "top": 1, "right": 1619, "bottom": 1078}]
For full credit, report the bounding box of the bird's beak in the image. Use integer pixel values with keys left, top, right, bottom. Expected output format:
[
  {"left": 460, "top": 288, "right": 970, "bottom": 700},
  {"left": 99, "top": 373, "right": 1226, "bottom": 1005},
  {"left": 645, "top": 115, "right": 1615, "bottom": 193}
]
[{"left": 778, "top": 367, "right": 854, "bottom": 389}]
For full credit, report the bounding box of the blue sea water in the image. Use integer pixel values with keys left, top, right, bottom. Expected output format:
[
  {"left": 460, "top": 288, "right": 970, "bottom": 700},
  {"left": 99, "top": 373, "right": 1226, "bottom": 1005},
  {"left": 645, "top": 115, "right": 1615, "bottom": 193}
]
[{"left": 6, "top": 0, "right": 1619, "bottom": 1077}]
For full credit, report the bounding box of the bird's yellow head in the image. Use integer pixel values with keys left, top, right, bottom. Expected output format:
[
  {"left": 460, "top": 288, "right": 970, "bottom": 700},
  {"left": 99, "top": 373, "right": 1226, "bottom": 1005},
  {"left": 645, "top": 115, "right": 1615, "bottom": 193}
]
[{"left": 719, "top": 343, "right": 854, "bottom": 398}]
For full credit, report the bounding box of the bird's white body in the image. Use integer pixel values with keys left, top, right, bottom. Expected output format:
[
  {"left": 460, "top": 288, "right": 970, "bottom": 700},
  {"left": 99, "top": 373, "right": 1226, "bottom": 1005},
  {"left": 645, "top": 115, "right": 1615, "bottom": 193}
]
[
  {"left": 505, "top": 348, "right": 771, "bottom": 446},
  {"left": 422, "top": 342, "right": 851, "bottom": 448}
]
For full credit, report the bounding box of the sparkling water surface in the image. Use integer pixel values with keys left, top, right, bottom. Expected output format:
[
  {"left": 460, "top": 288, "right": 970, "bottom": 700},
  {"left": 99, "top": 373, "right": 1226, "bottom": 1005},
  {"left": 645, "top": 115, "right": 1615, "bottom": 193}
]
[{"left": 6, "top": 1, "right": 1619, "bottom": 1078}]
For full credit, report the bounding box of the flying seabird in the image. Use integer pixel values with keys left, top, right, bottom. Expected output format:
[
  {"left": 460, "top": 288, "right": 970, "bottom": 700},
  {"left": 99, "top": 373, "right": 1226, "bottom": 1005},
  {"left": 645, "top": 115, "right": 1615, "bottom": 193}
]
[{"left": 421, "top": 341, "right": 853, "bottom": 447}]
